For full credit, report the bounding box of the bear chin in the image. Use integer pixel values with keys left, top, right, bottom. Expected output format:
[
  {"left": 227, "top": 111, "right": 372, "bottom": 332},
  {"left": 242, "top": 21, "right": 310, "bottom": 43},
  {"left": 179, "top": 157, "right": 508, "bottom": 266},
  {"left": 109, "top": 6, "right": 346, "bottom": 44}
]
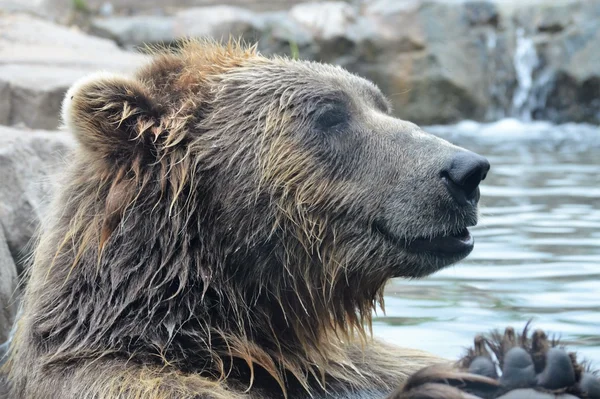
[{"left": 374, "top": 223, "right": 476, "bottom": 278}]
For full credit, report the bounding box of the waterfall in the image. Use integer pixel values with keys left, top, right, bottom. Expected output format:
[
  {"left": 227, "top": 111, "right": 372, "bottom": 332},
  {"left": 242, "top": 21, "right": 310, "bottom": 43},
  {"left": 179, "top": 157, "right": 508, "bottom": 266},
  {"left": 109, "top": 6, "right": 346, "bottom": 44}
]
[
  {"left": 511, "top": 28, "right": 540, "bottom": 120},
  {"left": 483, "top": 29, "right": 510, "bottom": 121}
]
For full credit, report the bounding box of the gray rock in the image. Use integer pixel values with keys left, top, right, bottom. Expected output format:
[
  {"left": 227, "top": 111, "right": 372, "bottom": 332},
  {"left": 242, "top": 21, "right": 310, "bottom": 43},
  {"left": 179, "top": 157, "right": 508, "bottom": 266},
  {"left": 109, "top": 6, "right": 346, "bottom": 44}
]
[
  {"left": 175, "top": 6, "right": 265, "bottom": 40},
  {"left": 0, "top": 126, "right": 75, "bottom": 274},
  {"left": 500, "top": 0, "right": 600, "bottom": 123},
  {"left": 83, "top": 0, "right": 311, "bottom": 13},
  {"left": 288, "top": 2, "right": 361, "bottom": 42},
  {"left": 536, "top": 20, "right": 600, "bottom": 124},
  {"left": 90, "top": 5, "right": 268, "bottom": 49},
  {"left": 0, "top": 13, "right": 148, "bottom": 130},
  {"left": 0, "top": 82, "right": 10, "bottom": 126},
  {"left": 0, "top": 225, "right": 17, "bottom": 343},
  {"left": 90, "top": 15, "right": 177, "bottom": 47},
  {"left": 0, "top": 66, "right": 90, "bottom": 130},
  {"left": 4, "top": 1, "right": 599, "bottom": 127},
  {"left": 292, "top": 0, "right": 598, "bottom": 125},
  {"left": 245, "top": 1, "right": 515, "bottom": 124},
  {"left": 0, "top": 0, "right": 313, "bottom": 16},
  {"left": 0, "top": 13, "right": 116, "bottom": 52},
  {"left": 74, "top": 0, "right": 600, "bottom": 125},
  {"left": 286, "top": 1, "right": 513, "bottom": 124},
  {"left": 0, "top": 0, "right": 73, "bottom": 23}
]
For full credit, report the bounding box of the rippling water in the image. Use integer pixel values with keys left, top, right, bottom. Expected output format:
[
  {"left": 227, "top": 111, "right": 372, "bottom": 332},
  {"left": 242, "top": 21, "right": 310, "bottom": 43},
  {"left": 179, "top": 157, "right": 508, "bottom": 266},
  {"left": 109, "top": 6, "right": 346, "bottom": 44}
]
[{"left": 374, "top": 119, "right": 600, "bottom": 362}]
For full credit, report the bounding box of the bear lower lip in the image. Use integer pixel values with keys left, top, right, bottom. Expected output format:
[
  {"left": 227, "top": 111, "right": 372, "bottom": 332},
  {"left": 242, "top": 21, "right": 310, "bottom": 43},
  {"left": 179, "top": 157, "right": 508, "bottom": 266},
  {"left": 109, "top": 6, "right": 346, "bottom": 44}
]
[{"left": 407, "top": 228, "right": 474, "bottom": 255}]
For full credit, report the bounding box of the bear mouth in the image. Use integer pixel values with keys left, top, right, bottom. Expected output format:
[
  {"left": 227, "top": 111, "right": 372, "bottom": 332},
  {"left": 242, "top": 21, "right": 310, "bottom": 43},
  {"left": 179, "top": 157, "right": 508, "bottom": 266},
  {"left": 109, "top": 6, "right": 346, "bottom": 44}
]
[
  {"left": 405, "top": 228, "right": 474, "bottom": 255},
  {"left": 373, "top": 223, "right": 474, "bottom": 258}
]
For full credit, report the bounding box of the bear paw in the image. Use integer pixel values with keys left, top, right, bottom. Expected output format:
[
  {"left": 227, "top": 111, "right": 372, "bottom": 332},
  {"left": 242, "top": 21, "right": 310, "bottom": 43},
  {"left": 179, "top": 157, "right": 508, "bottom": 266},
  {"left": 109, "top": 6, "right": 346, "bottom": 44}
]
[{"left": 390, "top": 325, "right": 600, "bottom": 399}]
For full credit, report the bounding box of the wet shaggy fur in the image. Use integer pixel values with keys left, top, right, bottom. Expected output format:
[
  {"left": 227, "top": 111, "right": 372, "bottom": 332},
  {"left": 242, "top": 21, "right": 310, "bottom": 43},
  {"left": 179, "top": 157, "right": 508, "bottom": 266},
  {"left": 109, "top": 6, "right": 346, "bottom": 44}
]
[{"left": 2, "top": 40, "right": 477, "bottom": 398}]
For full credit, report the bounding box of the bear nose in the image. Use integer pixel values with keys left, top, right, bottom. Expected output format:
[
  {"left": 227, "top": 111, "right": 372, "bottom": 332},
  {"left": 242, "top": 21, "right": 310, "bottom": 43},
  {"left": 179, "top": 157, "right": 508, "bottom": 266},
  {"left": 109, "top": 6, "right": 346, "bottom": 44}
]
[{"left": 442, "top": 151, "right": 490, "bottom": 206}]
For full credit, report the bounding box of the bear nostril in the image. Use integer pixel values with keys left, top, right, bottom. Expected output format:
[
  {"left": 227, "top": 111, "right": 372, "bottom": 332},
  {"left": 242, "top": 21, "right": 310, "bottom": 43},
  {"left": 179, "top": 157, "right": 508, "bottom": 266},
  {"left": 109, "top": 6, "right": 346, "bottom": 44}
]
[
  {"left": 463, "top": 170, "right": 483, "bottom": 198},
  {"left": 443, "top": 151, "right": 490, "bottom": 206}
]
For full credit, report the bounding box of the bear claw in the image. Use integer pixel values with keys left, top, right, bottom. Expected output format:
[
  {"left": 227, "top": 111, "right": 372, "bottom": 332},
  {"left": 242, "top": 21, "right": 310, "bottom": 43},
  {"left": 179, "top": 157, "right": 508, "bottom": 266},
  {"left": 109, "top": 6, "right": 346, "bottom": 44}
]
[{"left": 390, "top": 325, "right": 599, "bottom": 399}]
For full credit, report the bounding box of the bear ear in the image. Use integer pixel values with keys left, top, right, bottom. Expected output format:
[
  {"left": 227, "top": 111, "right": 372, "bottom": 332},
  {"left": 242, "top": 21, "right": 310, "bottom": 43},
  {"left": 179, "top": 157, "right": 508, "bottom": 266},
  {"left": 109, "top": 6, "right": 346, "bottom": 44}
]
[{"left": 62, "top": 72, "right": 164, "bottom": 160}]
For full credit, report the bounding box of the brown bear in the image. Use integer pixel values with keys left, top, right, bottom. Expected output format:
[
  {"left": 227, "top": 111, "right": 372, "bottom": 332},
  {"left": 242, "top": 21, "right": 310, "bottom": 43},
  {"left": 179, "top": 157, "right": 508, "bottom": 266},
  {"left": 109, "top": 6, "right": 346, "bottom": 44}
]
[{"left": 4, "top": 40, "right": 593, "bottom": 399}]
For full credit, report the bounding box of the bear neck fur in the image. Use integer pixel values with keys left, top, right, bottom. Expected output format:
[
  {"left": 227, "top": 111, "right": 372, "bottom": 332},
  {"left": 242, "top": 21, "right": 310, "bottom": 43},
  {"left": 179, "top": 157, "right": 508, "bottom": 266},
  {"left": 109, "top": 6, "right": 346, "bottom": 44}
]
[{"left": 18, "top": 154, "right": 388, "bottom": 395}]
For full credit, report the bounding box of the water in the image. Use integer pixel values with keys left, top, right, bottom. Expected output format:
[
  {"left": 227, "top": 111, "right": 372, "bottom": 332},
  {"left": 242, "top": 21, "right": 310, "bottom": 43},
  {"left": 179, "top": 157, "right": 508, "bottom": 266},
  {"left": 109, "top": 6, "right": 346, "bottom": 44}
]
[{"left": 374, "top": 119, "right": 600, "bottom": 364}]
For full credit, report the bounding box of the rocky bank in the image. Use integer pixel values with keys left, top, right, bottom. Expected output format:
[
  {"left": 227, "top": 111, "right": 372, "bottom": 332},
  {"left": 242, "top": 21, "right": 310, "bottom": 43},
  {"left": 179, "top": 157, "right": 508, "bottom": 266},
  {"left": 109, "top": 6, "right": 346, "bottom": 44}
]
[
  {"left": 1, "top": 0, "right": 599, "bottom": 129},
  {"left": 70, "top": 0, "right": 600, "bottom": 125}
]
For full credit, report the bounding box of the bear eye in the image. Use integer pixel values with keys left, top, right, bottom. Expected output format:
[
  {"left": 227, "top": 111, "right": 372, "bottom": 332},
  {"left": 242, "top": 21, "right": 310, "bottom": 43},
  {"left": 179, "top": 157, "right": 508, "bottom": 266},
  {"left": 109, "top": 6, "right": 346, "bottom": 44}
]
[{"left": 314, "top": 103, "right": 348, "bottom": 130}]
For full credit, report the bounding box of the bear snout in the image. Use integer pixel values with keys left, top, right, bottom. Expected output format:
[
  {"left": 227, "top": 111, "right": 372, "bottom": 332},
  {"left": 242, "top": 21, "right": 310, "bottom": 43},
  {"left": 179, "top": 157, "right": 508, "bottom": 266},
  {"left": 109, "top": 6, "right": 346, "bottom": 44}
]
[{"left": 441, "top": 150, "right": 490, "bottom": 207}]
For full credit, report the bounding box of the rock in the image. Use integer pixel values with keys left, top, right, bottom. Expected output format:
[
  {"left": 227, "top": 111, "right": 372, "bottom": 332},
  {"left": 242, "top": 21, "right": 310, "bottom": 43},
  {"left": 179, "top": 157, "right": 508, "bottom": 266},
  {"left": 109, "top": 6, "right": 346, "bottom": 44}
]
[
  {"left": 296, "top": 0, "right": 514, "bottom": 125},
  {"left": 0, "top": 126, "right": 75, "bottom": 274},
  {"left": 83, "top": 0, "right": 311, "bottom": 14},
  {"left": 0, "top": 13, "right": 148, "bottom": 130},
  {"left": 175, "top": 6, "right": 264, "bottom": 40},
  {"left": 77, "top": 0, "right": 600, "bottom": 125},
  {"left": 359, "top": 2, "right": 483, "bottom": 124},
  {"left": 0, "top": 13, "right": 116, "bottom": 53},
  {"left": 98, "top": 2, "right": 114, "bottom": 17},
  {"left": 259, "top": 11, "right": 314, "bottom": 54},
  {"left": 90, "top": 15, "right": 176, "bottom": 47},
  {"left": 1, "top": 0, "right": 313, "bottom": 17},
  {"left": 464, "top": 1, "right": 500, "bottom": 28},
  {"left": 536, "top": 20, "right": 600, "bottom": 124},
  {"left": 3, "top": 1, "right": 598, "bottom": 127},
  {"left": 285, "top": 0, "right": 598, "bottom": 124},
  {"left": 537, "top": 5, "right": 600, "bottom": 124},
  {"left": 0, "top": 0, "right": 73, "bottom": 23},
  {"left": 0, "top": 82, "right": 10, "bottom": 126},
  {"left": 0, "top": 66, "right": 90, "bottom": 131},
  {"left": 258, "top": 0, "right": 515, "bottom": 124},
  {"left": 0, "top": 225, "right": 18, "bottom": 342},
  {"left": 91, "top": 6, "right": 265, "bottom": 48},
  {"left": 508, "top": 0, "right": 581, "bottom": 35},
  {"left": 500, "top": 0, "right": 600, "bottom": 124},
  {"left": 288, "top": 2, "right": 361, "bottom": 42}
]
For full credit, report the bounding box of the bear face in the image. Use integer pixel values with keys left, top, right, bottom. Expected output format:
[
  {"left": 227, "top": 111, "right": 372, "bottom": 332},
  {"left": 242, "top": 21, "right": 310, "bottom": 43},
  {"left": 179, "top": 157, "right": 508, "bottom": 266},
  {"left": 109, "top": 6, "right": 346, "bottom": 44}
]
[
  {"left": 63, "top": 42, "right": 482, "bottom": 285},
  {"left": 9, "top": 41, "right": 488, "bottom": 398},
  {"left": 205, "top": 57, "right": 480, "bottom": 279}
]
